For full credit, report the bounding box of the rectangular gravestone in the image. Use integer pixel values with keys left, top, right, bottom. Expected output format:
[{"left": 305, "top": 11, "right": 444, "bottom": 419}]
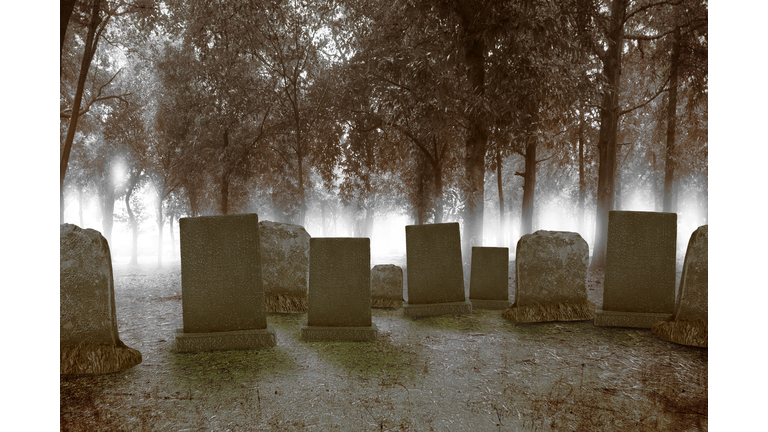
[
  {"left": 594, "top": 211, "right": 676, "bottom": 328},
  {"left": 176, "top": 214, "right": 276, "bottom": 351},
  {"left": 469, "top": 247, "right": 511, "bottom": 309},
  {"left": 301, "top": 238, "right": 378, "bottom": 341},
  {"left": 403, "top": 223, "right": 472, "bottom": 317}
]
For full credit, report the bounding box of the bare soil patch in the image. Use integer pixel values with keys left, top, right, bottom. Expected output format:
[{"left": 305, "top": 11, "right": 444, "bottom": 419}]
[{"left": 60, "top": 260, "right": 706, "bottom": 431}]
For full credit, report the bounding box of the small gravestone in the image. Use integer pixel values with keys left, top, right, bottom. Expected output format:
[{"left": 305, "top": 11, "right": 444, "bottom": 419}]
[
  {"left": 594, "top": 211, "right": 676, "bottom": 328},
  {"left": 469, "top": 247, "right": 511, "bottom": 309},
  {"left": 301, "top": 238, "right": 378, "bottom": 341},
  {"left": 502, "top": 231, "right": 594, "bottom": 322},
  {"left": 653, "top": 225, "right": 708, "bottom": 347},
  {"left": 176, "top": 214, "right": 276, "bottom": 352},
  {"left": 371, "top": 264, "right": 404, "bottom": 308},
  {"left": 259, "top": 220, "right": 310, "bottom": 313},
  {"left": 60, "top": 224, "right": 142, "bottom": 375},
  {"left": 403, "top": 223, "right": 472, "bottom": 317}
]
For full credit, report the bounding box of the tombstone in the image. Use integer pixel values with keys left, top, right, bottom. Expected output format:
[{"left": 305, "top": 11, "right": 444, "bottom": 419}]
[
  {"left": 259, "top": 220, "right": 310, "bottom": 313},
  {"left": 652, "top": 225, "right": 708, "bottom": 347},
  {"left": 469, "top": 247, "right": 511, "bottom": 309},
  {"left": 175, "top": 214, "right": 276, "bottom": 352},
  {"left": 594, "top": 211, "right": 677, "bottom": 328},
  {"left": 371, "top": 264, "right": 404, "bottom": 308},
  {"left": 60, "top": 224, "right": 142, "bottom": 375},
  {"left": 502, "top": 231, "right": 594, "bottom": 322},
  {"left": 301, "top": 238, "right": 378, "bottom": 341},
  {"left": 403, "top": 223, "right": 472, "bottom": 317}
]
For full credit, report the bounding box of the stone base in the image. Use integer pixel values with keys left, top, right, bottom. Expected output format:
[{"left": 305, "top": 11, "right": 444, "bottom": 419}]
[
  {"left": 594, "top": 309, "right": 673, "bottom": 328},
  {"left": 372, "top": 297, "right": 403, "bottom": 308},
  {"left": 403, "top": 300, "right": 472, "bottom": 317},
  {"left": 470, "top": 299, "right": 511, "bottom": 310},
  {"left": 502, "top": 300, "right": 595, "bottom": 323},
  {"left": 175, "top": 325, "right": 277, "bottom": 352},
  {"left": 652, "top": 319, "right": 708, "bottom": 348},
  {"left": 60, "top": 342, "right": 142, "bottom": 375},
  {"left": 265, "top": 292, "right": 308, "bottom": 314},
  {"left": 300, "top": 322, "right": 379, "bottom": 341}
]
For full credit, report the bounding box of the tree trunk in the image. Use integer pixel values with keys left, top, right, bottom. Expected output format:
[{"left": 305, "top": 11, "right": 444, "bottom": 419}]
[
  {"left": 78, "top": 187, "right": 85, "bottom": 227},
  {"left": 297, "top": 153, "right": 306, "bottom": 227},
  {"left": 520, "top": 137, "right": 537, "bottom": 237},
  {"left": 496, "top": 149, "right": 505, "bottom": 247},
  {"left": 364, "top": 197, "right": 375, "bottom": 238},
  {"left": 433, "top": 163, "right": 444, "bottom": 224},
  {"left": 462, "top": 35, "right": 487, "bottom": 254},
  {"left": 125, "top": 187, "right": 139, "bottom": 266},
  {"left": 590, "top": 0, "right": 626, "bottom": 271},
  {"left": 663, "top": 26, "right": 681, "bottom": 213},
  {"left": 61, "top": 0, "right": 77, "bottom": 57},
  {"left": 61, "top": 0, "right": 101, "bottom": 213},
  {"left": 169, "top": 213, "right": 176, "bottom": 257},
  {"left": 100, "top": 173, "right": 116, "bottom": 246},
  {"left": 415, "top": 153, "right": 428, "bottom": 225},
  {"left": 578, "top": 110, "right": 586, "bottom": 235},
  {"left": 157, "top": 193, "right": 164, "bottom": 268}
]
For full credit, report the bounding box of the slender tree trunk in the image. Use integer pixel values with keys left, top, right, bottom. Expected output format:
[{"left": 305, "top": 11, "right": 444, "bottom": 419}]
[
  {"left": 520, "top": 137, "right": 537, "bottom": 237},
  {"left": 125, "top": 186, "right": 139, "bottom": 266},
  {"left": 61, "top": 0, "right": 101, "bottom": 219},
  {"left": 590, "top": 0, "right": 626, "bottom": 271},
  {"left": 169, "top": 214, "right": 176, "bottom": 257},
  {"left": 663, "top": 27, "right": 681, "bottom": 213},
  {"left": 364, "top": 196, "right": 375, "bottom": 238},
  {"left": 578, "top": 110, "right": 586, "bottom": 236},
  {"left": 78, "top": 187, "right": 85, "bottom": 227},
  {"left": 61, "top": 0, "right": 77, "bottom": 57},
  {"left": 433, "top": 163, "right": 444, "bottom": 224},
  {"left": 415, "top": 153, "right": 428, "bottom": 225},
  {"left": 157, "top": 193, "right": 164, "bottom": 268},
  {"left": 496, "top": 149, "right": 505, "bottom": 247}
]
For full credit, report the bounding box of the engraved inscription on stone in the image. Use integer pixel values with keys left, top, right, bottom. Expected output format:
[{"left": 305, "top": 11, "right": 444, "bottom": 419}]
[
  {"left": 405, "top": 223, "right": 465, "bottom": 304},
  {"left": 469, "top": 247, "right": 509, "bottom": 301},
  {"left": 307, "top": 238, "right": 371, "bottom": 327},
  {"left": 603, "top": 211, "right": 676, "bottom": 314},
  {"left": 180, "top": 213, "right": 266, "bottom": 333}
]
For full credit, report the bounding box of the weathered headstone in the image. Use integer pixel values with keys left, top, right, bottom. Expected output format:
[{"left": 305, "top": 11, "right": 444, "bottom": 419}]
[
  {"left": 301, "top": 238, "right": 378, "bottom": 341},
  {"left": 652, "top": 225, "right": 708, "bottom": 347},
  {"left": 594, "top": 211, "right": 677, "bottom": 328},
  {"left": 60, "top": 224, "right": 142, "bottom": 375},
  {"left": 469, "top": 247, "right": 511, "bottom": 309},
  {"left": 403, "top": 223, "right": 472, "bottom": 317},
  {"left": 502, "top": 231, "right": 594, "bottom": 322},
  {"left": 371, "top": 264, "right": 404, "bottom": 308},
  {"left": 176, "top": 214, "right": 276, "bottom": 351},
  {"left": 259, "top": 220, "right": 310, "bottom": 313}
]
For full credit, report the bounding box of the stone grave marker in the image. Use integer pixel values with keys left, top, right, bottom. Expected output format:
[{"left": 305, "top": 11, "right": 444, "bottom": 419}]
[
  {"left": 652, "top": 225, "right": 708, "bottom": 347},
  {"left": 259, "top": 220, "right": 310, "bottom": 313},
  {"left": 176, "top": 213, "right": 276, "bottom": 352},
  {"left": 371, "top": 264, "right": 404, "bottom": 308},
  {"left": 403, "top": 223, "right": 472, "bottom": 317},
  {"left": 594, "top": 211, "right": 676, "bottom": 328},
  {"left": 502, "top": 231, "right": 594, "bottom": 322},
  {"left": 301, "top": 238, "right": 378, "bottom": 341},
  {"left": 469, "top": 247, "right": 511, "bottom": 309},
  {"left": 60, "top": 224, "right": 142, "bottom": 375}
]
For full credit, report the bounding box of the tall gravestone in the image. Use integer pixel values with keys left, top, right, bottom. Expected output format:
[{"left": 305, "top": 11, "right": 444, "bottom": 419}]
[
  {"left": 594, "top": 211, "right": 677, "bottom": 328},
  {"left": 502, "top": 231, "right": 594, "bottom": 322},
  {"left": 371, "top": 264, "right": 404, "bottom": 308},
  {"left": 652, "top": 225, "right": 708, "bottom": 347},
  {"left": 60, "top": 224, "right": 142, "bottom": 375},
  {"left": 176, "top": 214, "right": 276, "bottom": 352},
  {"left": 403, "top": 223, "right": 472, "bottom": 317},
  {"left": 469, "top": 247, "right": 511, "bottom": 309},
  {"left": 259, "top": 220, "right": 310, "bottom": 313},
  {"left": 301, "top": 238, "right": 378, "bottom": 341}
]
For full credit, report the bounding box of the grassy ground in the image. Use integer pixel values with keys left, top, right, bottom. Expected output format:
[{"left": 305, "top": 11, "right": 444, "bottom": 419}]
[{"left": 60, "top": 261, "right": 707, "bottom": 431}]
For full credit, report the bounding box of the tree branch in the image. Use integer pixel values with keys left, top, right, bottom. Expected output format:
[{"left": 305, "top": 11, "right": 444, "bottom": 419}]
[
  {"left": 619, "top": 75, "right": 670, "bottom": 117},
  {"left": 623, "top": 0, "right": 681, "bottom": 26}
]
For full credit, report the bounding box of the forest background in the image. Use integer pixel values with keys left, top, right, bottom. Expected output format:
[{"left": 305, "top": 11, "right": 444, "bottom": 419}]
[{"left": 0, "top": 1, "right": 761, "bottom": 429}]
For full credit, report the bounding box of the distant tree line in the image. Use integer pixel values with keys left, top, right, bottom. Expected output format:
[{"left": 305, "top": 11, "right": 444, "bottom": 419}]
[{"left": 60, "top": 0, "right": 708, "bottom": 268}]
